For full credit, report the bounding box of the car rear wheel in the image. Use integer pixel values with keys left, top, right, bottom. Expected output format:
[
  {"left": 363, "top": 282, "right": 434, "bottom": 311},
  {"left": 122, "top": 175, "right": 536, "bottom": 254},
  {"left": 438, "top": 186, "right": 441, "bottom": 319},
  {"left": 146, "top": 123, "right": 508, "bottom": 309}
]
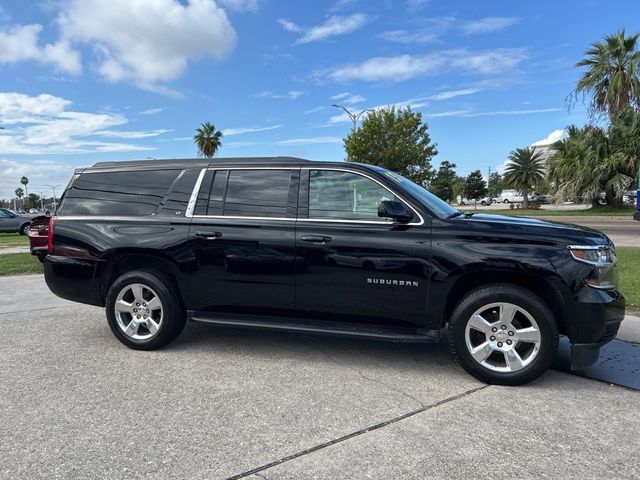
[
  {"left": 105, "top": 270, "right": 186, "bottom": 350},
  {"left": 19, "top": 223, "right": 30, "bottom": 235},
  {"left": 448, "top": 285, "right": 558, "bottom": 385}
]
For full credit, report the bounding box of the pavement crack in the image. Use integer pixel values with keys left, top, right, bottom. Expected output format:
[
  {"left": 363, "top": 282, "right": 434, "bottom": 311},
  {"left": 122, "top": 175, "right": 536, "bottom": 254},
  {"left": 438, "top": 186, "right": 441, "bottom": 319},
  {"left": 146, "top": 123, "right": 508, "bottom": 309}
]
[
  {"left": 306, "top": 339, "right": 427, "bottom": 408},
  {"left": 224, "top": 384, "right": 489, "bottom": 480}
]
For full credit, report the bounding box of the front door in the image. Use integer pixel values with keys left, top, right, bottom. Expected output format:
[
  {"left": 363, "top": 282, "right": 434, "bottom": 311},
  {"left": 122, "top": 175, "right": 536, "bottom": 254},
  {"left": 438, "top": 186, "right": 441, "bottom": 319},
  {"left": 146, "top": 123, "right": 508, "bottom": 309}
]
[
  {"left": 294, "top": 168, "right": 432, "bottom": 327},
  {"left": 0, "top": 209, "right": 19, "bottom": 232},
  {"left": 187, "top": 167, "right": 299, "bottom": 315}
]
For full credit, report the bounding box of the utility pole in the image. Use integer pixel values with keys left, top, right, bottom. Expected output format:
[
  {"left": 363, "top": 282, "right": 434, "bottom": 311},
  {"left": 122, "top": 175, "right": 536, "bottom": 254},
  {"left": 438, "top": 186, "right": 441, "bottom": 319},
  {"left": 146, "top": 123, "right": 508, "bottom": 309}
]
[{"left": 331, "top": 104, "right": 374, "bottom": 130}]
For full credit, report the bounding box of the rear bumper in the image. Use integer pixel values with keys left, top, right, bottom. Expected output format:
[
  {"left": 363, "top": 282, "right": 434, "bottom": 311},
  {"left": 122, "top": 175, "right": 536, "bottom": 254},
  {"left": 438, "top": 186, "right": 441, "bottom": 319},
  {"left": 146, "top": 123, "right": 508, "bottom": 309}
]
[
  {"left": 567, "top": 287, "right": 624, "bottom": 369},
  {"left": 43, "top": 255, "right": 104, "bottom": 307}
]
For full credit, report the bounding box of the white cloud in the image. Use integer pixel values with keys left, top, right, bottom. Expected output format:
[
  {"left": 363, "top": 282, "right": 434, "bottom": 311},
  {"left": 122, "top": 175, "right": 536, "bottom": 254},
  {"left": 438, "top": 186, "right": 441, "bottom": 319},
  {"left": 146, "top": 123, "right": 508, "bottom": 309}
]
[
  {"left": 427, "top": 88, "right": 480, "bottom": 100},
  {"left": 425, "top": 108, "right": 562, "bottom": 118},
  {"left": 280, "top": 14, "right": 368, "bottom": 44},
  {"left": 460, "top": 17, "right": 520, "bottom": 35},
  {"left": 304, "top": 106, "right": 326, "bottom": 114},
  {"left": 253, "top": 90, "right": 304, "bottom": 100},
  {"left": 278, "top": 18, "right": 302, "bottom": 33},
  {"left": 0, "top": 24, "right": 81, "bottom": 74},
  {"left": 222, "top": 124, "right": 282, "bottom": 136},
  {"left": 94, "top": 129, "right": 172, "bottom": 139},
  {"left": 277, "top": 136, "right": 342, "bottom": 145},
  {"left": 139, "top": 108, "right": 163, "bottom": 115},
  {"left": 325, "top": 48, "right": 527, "bottom": 83},
  {"left": 0, "top": 92, "right": 165, "bottom": 154},
  {"left": 378, "top": 30, "right": 439, "bottom": 44},
  {"left": 330, "top": 92, "right": 365, "bottom": 105},
  {"left": 57, "top": 0, "right": 237, "bottom": 93},
  {"left": 0, "top": 159, "right": 80, "bottom": 199},
  {"left": 531, "top": 128, "right": 566, "bottom": 146},
  {"left": 217, "top": 0, "right": 263, "bottom": 13},
  {"left": 406, "top": 0, "right": 429, "bottom": 12}
]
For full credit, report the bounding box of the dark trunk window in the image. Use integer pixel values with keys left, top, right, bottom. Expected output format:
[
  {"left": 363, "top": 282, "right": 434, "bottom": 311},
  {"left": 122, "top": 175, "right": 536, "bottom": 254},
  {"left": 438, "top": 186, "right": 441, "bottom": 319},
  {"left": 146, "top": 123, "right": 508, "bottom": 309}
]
[{"left": 60, "top": 170, "right": 180, "bottom": 216}]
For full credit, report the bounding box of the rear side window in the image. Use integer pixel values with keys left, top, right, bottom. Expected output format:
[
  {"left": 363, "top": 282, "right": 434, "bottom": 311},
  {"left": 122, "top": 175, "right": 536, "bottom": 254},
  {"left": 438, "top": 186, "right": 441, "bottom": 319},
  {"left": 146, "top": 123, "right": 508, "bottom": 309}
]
[
  {"left": 195, "top": 169, "right": 293, "bottom": 218},
  {"left": 60, "top": 170, "right": 180, "bottom": 216}
]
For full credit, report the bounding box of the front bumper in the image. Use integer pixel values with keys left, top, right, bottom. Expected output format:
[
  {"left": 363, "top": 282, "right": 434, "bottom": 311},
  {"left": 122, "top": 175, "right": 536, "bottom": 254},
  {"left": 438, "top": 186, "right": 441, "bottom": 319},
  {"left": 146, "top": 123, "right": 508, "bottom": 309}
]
[{"left": 567, "top": 286, "right": 625, "bottom": 369}]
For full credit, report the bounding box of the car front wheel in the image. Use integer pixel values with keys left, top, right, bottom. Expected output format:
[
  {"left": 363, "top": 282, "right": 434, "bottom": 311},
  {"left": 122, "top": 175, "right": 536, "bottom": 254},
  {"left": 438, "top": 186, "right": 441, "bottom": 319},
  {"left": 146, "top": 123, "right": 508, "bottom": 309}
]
[
  {"left": 448, "top": 285, "right": 558, "bottom": 385},
  {"left": 19, "top": 223, "right": 30, "bottom": 235},
  {"left": 105, "top": 270, "right": 186, "bottom": 350}
]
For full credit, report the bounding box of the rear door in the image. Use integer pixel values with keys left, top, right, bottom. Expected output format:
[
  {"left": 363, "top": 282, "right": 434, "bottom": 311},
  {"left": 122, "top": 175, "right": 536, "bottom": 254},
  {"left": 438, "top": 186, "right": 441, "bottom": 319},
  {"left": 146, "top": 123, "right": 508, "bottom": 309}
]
[
  {"left": 186, "top": 167, "right": 299, "bottom": 315},
  {"left": 294, "top": 168, "right": 432, "bottom": 327}
]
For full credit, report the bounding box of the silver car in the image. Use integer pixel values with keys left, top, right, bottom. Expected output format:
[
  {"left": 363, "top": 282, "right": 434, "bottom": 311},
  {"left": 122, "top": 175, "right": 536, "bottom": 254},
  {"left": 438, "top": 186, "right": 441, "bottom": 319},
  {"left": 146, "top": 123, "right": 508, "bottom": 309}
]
[{"left": 0, "top": 208, "right": 33, "bottom": 235}]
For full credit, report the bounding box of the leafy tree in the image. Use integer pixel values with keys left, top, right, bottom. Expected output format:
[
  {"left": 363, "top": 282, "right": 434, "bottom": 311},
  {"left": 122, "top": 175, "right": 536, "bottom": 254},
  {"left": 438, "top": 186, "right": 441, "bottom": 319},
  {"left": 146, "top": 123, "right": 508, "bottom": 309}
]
[
  {"left": 344, "top": 106, "right": 437, "bottom": 185},
  {"left": 504, "top": 147, "right": 545, "bottom": 209},
  {"left": 573, "top": 29, "right": 640, "bottom": 119},
  {"left": 487, "top": 171, "right": 505, "bottom": 197},
  {"left": 20, "top": 176, "right": 29, "bottom": 197},
  {"left": 194, "top": 122, "right": 223, "bottom": 158},
  {"left": 430, "top": 160, "right": 457, "bottom": 202},
  {"left": 24, "top": 193, "right": 41, "bottom": 211},
  {"left": 548, "top": 108, "right": 639, "bottom": 207},
  {"left": 452, "top": 175, "right": 466, "bottom": 202},
  {"left": 463, "top": 170, "right": 487, "bottom": 209}
]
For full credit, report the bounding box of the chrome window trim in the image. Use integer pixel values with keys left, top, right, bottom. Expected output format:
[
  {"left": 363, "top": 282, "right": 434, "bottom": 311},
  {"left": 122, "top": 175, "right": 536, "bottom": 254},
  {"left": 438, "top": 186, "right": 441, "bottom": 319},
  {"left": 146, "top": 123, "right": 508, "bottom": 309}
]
[
  {"left": 184, "top": 165, "right": 425, "bottom": 226},
  {"left": 185, "top": 168, "right": 207, "bottom": 218}
]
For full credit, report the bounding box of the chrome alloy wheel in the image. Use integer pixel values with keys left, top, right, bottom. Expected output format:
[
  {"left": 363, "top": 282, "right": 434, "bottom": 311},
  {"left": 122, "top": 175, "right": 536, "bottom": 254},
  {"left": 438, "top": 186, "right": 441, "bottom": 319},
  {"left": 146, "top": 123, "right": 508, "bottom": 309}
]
[
  {"left": 114, "top": 283, "right": 163, "bottom": 340},
  {"left": 464, "top": 302, "right": 542, "bottom": 373}
]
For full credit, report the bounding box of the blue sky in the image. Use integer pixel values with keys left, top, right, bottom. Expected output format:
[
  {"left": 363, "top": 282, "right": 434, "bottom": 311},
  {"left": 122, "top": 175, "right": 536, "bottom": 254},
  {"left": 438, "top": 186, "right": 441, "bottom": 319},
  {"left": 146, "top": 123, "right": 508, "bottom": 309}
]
[{"left": 0, "top": 0, "right": 638, "bottom": 200}]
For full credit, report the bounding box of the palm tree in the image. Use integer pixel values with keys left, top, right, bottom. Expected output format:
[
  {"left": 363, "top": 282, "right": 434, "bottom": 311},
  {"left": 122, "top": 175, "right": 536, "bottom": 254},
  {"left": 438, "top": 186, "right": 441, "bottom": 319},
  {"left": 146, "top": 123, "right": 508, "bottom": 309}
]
[
  {"left": 194, "top": 122, "right": 223, "bottom": 158},
  {"left": 574, "top": 29, "right": 640, "bottom": 119},
  {"left": 20, "top": 176, "right": 29, "bottom": 197},
  {"left": 548, "top": 110, "right": 638, "bottom": 208},
  {"left": 15, "top": 187, "right": 24, "bottom": 210},
  {"left": 504, "top": 147, "right": 545, "bottom": 209}
]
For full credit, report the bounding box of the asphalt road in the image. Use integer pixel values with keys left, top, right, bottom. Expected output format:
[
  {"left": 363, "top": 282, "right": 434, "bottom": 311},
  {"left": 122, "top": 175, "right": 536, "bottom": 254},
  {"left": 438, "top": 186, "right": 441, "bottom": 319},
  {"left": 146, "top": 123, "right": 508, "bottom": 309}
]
[
  {"left": 1, "top": 275, "right": 639, "bottom": 480},
  {"left": 528, "top": 215, "right": 640, "bottom": 247}
]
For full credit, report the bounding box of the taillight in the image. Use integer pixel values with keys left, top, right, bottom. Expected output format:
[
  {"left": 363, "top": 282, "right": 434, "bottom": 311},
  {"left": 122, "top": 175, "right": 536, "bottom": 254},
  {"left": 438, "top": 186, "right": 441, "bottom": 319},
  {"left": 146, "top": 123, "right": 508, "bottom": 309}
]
[{"left": 47, "top": 215, "right": 58, "bottom": 254}]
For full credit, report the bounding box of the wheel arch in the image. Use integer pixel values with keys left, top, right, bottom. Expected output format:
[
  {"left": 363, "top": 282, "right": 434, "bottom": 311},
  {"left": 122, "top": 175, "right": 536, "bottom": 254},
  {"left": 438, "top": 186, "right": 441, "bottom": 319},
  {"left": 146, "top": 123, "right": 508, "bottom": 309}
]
[
  {"left": 441, "top": 268, "right": 570, "bottom": 335},
  {"left": 98, "top": 250, "right": 186, "bottom": 305}
]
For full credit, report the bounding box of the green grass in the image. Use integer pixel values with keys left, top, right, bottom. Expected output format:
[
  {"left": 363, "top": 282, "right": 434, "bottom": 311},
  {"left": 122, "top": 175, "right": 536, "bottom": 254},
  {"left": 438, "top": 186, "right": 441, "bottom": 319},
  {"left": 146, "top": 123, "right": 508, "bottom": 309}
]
[
  {"left": 0, "top": 253, "right": 43, "bottom": 275},
  {"left": 470, "top": 206, "right": 636, "bottom": 217},
  {"left": 0, "top": 233, "right": 29, "bottom": 247},
  {"left": 617, "top": 247, "right": 640, "bottom": 309}
]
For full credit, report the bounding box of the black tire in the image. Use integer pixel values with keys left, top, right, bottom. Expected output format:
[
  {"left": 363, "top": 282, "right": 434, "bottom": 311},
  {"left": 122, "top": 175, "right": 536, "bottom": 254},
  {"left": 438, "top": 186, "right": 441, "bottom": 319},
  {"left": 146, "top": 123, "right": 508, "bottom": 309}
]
[
  {"left": 503, "top": 199, "right": 510, "bottom": 204},
  {"left": 481, "top": 201, "right": 487, "bottom": 206},
  {"left": 105, "top": 270, "right": 186, "bottom": 350},
  {"left": 19, "top": 223, "right": 30, "bottom": 235},
  {"left": 448, "top": 284, "right": 558, "bottom": 385}
]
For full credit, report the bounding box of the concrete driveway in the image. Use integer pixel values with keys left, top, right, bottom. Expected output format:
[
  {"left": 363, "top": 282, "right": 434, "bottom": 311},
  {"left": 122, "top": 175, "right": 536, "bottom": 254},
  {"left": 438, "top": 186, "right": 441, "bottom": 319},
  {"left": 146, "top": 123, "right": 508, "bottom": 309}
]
[{"left": 1, "top": 275, "right": 639, "bottom": 480}]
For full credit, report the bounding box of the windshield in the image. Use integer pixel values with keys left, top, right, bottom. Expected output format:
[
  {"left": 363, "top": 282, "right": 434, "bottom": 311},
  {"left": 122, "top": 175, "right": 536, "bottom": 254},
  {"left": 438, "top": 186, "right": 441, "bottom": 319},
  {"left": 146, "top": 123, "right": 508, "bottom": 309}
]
[{"left": 369, "top": 166, "right": 459, "bottom": 219}]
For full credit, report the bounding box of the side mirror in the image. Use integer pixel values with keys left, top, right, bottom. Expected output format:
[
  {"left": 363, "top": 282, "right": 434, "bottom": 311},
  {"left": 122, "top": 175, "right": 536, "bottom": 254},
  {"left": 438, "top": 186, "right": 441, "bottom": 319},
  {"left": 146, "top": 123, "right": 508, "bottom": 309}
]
[{"left": 378, "top": 200, "right": 414, "bottom": 224}]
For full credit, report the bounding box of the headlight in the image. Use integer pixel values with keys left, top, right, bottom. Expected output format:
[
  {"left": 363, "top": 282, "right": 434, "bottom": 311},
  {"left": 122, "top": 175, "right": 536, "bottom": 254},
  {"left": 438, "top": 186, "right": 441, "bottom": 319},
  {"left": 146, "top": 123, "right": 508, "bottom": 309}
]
[{"left": 568, "top": 245, "right": 616, "bottom": 266}]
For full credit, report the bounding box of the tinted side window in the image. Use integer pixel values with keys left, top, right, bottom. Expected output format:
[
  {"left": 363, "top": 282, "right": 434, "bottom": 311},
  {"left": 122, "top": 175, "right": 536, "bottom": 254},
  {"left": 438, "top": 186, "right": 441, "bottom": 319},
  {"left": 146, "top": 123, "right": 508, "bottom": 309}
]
[
  {"left": 309, "top": 170, "right": 398, "bottom": 221},
  {"left": 223, "top": 170, "right": 292, "bottom": 218},
  {"left": 156, "top": 169, "right": 201, "bottom": 216},
  {"left": 61, "top": 170, "right": 180, "bottom": 216},
  {"left": 194, "top": 170, "right": 228, "bottom": 216}
]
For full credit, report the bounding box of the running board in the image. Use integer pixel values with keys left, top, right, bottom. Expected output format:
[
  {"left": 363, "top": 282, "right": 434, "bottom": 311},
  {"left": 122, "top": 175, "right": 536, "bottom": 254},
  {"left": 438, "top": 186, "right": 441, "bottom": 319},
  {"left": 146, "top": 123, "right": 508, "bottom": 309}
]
[{"left": 189, "top": 312, "right": 440, "bottom": 343}]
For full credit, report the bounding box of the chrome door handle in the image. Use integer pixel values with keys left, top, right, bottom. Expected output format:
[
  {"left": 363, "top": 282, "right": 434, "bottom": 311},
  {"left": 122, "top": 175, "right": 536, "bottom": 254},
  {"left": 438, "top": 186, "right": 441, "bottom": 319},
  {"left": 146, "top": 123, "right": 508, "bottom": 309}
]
[
  {"left": 195, "top": 231, "right": 222, "bottom": 240},
  {"left": 301, "top": 235, "right": 332, "bottom": 243}
]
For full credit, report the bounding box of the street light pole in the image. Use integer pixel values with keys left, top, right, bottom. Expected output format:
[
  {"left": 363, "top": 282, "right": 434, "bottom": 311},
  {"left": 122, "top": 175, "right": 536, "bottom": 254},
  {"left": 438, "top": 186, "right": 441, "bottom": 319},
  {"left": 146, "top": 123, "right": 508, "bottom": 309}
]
[
  {"left": 46, "top": 184, "right": 61, "bottom": 211},
  {"left": 331, "top": 104, "right": 374, "bottom": 130}
]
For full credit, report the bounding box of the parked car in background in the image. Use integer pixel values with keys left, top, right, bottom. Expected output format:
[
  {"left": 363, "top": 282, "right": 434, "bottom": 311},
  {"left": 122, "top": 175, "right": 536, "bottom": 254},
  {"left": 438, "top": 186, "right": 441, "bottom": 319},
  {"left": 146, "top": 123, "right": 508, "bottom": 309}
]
[
  {"left": 529, "top": 194, "right": 549, "bottom": 204},
  {"left": 38, "top": 156, "right": 625, "bottom": 386},
  {"left": 498, "top": 190, "right": 524, "bottom": 203},
  {"left": 456, "top": 196, "right": 496, "bottom": 206},
  {"left": 28, "top": 214, "right": 51, "bottom": 261},
  {"left": 0, "top": 208, "right": 33, "bottom": 235},
  {"left": 28, "top": 208, "right": 38, "bottom": 214}
]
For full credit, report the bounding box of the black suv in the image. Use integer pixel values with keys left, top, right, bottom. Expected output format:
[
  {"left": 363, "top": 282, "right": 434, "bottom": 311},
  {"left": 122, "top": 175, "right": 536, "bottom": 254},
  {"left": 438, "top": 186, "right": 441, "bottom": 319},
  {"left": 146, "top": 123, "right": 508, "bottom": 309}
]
[{"left": 40, "top": 157, "right": 625, "bottom": 385}]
